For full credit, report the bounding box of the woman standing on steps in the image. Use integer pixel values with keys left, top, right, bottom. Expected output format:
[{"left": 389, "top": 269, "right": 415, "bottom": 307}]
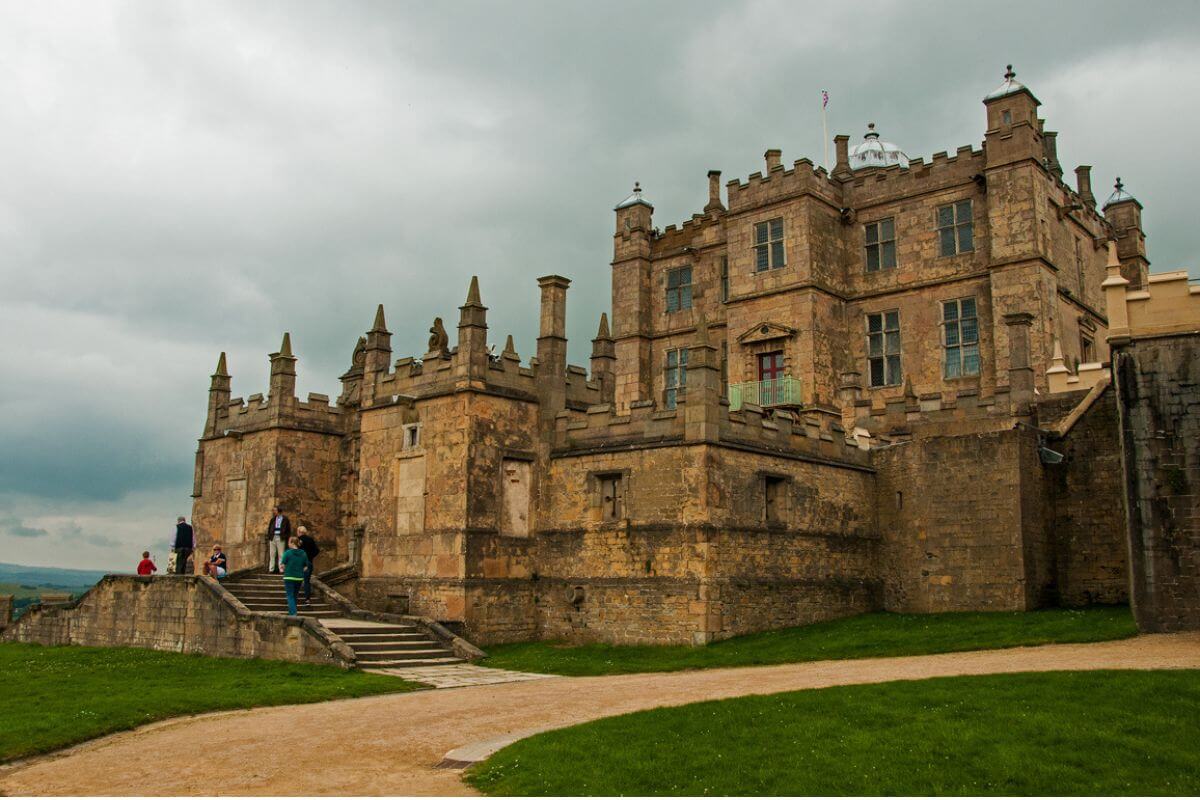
[{"left": 280, "top": 536, "right": 309, "bottom": 616}]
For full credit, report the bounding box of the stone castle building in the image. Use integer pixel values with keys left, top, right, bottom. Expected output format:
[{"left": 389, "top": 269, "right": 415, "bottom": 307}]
[{"left": 187, "top": 67, "right": 1190, "bottom": 646}]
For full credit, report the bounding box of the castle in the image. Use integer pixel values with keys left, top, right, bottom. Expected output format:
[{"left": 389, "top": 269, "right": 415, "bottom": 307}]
[{"left": 188, "top": 67, "right": 1194, "bottom": 646}]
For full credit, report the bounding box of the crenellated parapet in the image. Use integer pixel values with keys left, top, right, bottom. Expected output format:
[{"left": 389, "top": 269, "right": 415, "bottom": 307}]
[
  {"left": 215, "top": 390, "right": 346, "bottom": 437},
  {"left": 553, "top": 393, "right": 868, "bottom": 467},
  {"left": 841, "top": 146, "right": 984, "bottom": 209},
  {"left": 724, "top": 158, "right": 842, "bottom": 215}
]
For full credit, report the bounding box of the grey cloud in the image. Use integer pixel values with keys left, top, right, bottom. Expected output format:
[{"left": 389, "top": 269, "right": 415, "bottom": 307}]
[
  {"left": 0, "top": 1, "right": 1197, "bottom": 566},
  {"left": 0, "top": 511, "right": 50, "bottom": 539}
]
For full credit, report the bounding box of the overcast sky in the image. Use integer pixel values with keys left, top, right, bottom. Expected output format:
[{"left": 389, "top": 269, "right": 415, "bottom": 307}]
[{"left": 2, "top": 0, "right": 1198, "bottom": 570}]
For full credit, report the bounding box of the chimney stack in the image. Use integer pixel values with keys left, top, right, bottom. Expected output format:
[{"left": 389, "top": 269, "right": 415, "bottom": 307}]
[
  {"left": 832, "top": 135, "right": 851, "bottom": 178},
  {"left": 704, "top": 169, "right": 724, "bottom": 213},
  {"left": 764, "top": 149, "right": 782, "bottom": 172},
  {"left": 1043, "top": 131, "right": 1062, "bottom": 178},
  {"left": 1075, "top": 165, "right": 1095, "bottom": 208}
]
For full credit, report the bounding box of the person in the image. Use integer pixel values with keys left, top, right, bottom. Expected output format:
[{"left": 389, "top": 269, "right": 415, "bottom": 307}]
[
  {"left": 203, "top": 545, "right": 228, "bottom": 579},
  {"left": 265, "top": 506, "right": 291, "bottom": 573},
  {"left": 136, "top": 551, "right": 157, "bottom": 576},
  {"left": 173, "top": 516, "right": 194, "bottom": 574},
  {"left": 280, "top": 536, "right": 309, "bottom": 616},
  {"left": 296, "top": 526, "right": 321, "bottom": 603}
]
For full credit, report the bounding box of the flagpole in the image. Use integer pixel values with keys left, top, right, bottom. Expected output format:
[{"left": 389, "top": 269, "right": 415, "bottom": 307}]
[{"left": 820, "top": 90, "right": 830, "bottom": 172}]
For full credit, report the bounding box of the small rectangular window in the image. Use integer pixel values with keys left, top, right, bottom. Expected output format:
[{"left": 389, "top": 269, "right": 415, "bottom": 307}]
[
  {"left": 402, "top": 423, "right": 421, "bottom": 450},
  {"left": 864, "top": 217, "right": 897, "bottom": 272},
  {"left": 719, "top": 256, "right": 729, "bottom": 302},
  {"left": 753, "top": 218, "right": 786, "bottom": 271},
  {"left": 1002, "top": 109, "right": 1012, "bottom": 125},
  {"left": 867, "top": 310, "right": 902, "bottom": 387},
  {"left": 720, "top": 341, "right": 729, "bottom": 396},
  {"left": 764, "top": 476, "right": 787, "bottom": 524},
  {"left": 937, "top": 200, "right": 974, "bottom": 257},
  {"left": 664, "top": 348, "right": 688, "bottom": 409},
  {"left": 1080, "top": 334, "right": 1095, "bottom": 364},
  {"left": 665, "top": 266, "right": 693, "bottom": 313},
  {"left": 598, "top": 473, "right": 624, "bottom": 521},
  {"left": 942, "top": 297, "right": 980, "bottom": 378}
]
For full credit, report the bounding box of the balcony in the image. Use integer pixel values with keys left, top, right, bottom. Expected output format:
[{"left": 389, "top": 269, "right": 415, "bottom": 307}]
[{"left": 728, "top": 377, "right": 802, "bottom": 411}]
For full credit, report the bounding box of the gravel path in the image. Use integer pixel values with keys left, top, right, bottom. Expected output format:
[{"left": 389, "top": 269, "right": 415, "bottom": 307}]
[{"left": 4, "top": 633, "right": 1198, "bottom": 796}]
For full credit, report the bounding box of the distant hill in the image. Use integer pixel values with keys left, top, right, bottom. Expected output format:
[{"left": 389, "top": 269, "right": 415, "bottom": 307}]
[
  {"left": 0, "top": 562, "right": 110, "bottom": 587},
  {"left": 0, "top": 562, "right": 109, "bottom": 616}
]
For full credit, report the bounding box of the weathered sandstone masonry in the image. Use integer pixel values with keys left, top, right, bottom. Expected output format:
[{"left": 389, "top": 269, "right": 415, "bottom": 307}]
[
  {"left": 1107, "top": 260, "right": 1200, "bottom": 631},
  {"left": 4, "top": 574, "right": 356, "bottom": 666},
  {"left": 178, "top": 67, "right": 1193, "bottom": 648}
]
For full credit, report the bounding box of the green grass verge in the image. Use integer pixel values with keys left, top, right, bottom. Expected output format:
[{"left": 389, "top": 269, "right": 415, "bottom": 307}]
[
  {"left": 482, "top": 606, "right": 1136, "bottom": 676},
  {"left": 0, "top": 643, "right": 421, "bottom": 763},
  {"left": 467, "top": 669, "right": 1200, "bottom": 795}
]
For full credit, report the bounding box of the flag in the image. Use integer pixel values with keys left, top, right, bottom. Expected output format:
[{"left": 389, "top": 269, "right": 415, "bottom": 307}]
[{"left": 821, "top": 90, "right": 829, "bottom": 109}]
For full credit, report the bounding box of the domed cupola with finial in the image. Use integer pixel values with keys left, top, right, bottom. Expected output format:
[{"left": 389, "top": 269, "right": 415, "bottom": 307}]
[
  {"left": 984, "top": 64, "right": 1039, "bottom": 103},
  {"left": 848, "top": 123, "right": 909, "bottom": 171},
  {"left": 1103, "top": 177, "right": 1140, "bottom": 210}
]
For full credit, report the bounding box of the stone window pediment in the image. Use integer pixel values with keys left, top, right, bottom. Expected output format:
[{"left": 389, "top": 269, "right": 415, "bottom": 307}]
[{"left": 736, "top": 322, "right": 797, "bottom": 346}]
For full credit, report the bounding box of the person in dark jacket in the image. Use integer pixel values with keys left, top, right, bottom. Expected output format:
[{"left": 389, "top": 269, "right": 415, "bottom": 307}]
[
  {"left": 296, "top": 526, "right": 321, "bottom": 603},
  {"left": 265, "top": 506, "right": 292, "bottom": 573},
  {"left": 280, "top": 537, "right": 309, "bottom": 616},
  {"left": 173, "top": 517, "right": 194, "bottom": 574}
]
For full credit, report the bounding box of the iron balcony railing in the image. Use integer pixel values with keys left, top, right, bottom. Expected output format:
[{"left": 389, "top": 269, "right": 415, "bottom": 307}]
[{"left": 728, "top": 376, "right": 803, "bottom": 411}]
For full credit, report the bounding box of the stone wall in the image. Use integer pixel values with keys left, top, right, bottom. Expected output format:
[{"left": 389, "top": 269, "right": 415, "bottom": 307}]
[
  {"left": 1040, "top": 387, "right": 1129, "bottom": 606},
  {"left": 1114, "top": 336, "right": 1200, "bottom": 631},
  {"left": 873, "top": 428, "right": 1039, "bottom": 612},
  {"left": 193, "top": 427, "right": 344, "bottom": 573},
  {"left": 3, "top": 575, "right": 354, "bottom": 667},
  {"left": 452, "top": 441, "right": 879, "bottom": 646}
]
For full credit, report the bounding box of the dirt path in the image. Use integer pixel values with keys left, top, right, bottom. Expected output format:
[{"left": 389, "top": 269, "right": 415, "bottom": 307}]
[{"left": 5, "top": 633, "right": 1199, "bottom": 796}]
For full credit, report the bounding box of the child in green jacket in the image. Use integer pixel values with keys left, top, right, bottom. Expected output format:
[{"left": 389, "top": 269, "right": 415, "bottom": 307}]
[{"left": 280, "top": 537, "right": 310, "bottom": 616}]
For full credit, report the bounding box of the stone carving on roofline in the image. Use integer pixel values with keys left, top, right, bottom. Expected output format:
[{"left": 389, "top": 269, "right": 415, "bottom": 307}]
[
  {"left": 736, "top": 321, "right": 798, "bottom": 344},
  {"left": 428, "top": 317, "right": 451, "bottom": 357}
]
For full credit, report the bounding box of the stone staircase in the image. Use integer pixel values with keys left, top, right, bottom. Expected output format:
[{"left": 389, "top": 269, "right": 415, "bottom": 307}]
[{"left": 220, "top": 572, "right": 465, "bottom": 669}]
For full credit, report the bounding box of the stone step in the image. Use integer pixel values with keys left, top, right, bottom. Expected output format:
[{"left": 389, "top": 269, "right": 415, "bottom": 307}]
[
  {"left": 354, "top": 648, "right": 455, "bottom": 660},
  {"left": 325, "top": 626, "right": 420, "bottom": 637},
  {"left": 363, "top": 656, "right": 465, "bottom": 668},
  {"left": 227, "top": 590, "right": 325, "bottom": 598},
  {"left": 347, "top": 641, "right": 441, "bottom": 653},
  {"left": 335, "top": 631, "right": 427, "bottom": 642}
]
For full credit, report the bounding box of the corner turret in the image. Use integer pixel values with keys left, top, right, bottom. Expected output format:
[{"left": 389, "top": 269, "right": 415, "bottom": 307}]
[
  {"left": 1103, "top": 177, "right": 1148, "bottom": 289},
  {"left": 612, "top": 182, "right": 655, "bottom": 410},
  {"left": 984, "top": 64, "right": 1043, "bottom": 170}
]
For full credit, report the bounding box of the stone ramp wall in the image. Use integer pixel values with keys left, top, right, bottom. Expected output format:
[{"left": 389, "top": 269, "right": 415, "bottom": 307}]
[
  {"left": 3, "top": 575, "right": 355, "bottom": 667},
  {"left": 1115, "top": 336, "right": 1200, "bottom": 632}
]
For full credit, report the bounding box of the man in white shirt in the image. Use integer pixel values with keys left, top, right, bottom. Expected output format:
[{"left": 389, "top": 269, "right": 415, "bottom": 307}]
[{"left": 264, "top": 506, "right": 291, "bottom": 573}]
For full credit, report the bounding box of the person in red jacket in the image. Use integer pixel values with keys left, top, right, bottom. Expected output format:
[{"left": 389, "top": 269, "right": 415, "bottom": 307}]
[{"left": 136, "top": 551, "right": 157, "bottom": 576}]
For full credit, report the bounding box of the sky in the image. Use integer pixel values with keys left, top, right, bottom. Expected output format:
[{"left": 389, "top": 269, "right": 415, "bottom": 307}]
[{"left": 2, "top": 0, "right": 1198, "bottom": 570}]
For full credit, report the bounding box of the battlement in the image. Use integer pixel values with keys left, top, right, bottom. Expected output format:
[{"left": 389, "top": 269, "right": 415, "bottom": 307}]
[
  {"left": 851, "top": 383, "right": 1027, "bottom": 439},
  {"left": 725, "top": 159, "right": 842, "bottom": 215},
  {"left": 842, "top": 145, "right": 985, "bottom": 208},
  {"left": 721, "top": 401, "right": 870, "bottom": 466},
  {"left": 214, "top": 391, "right": 345, "bottom": 437},
  {"left": 554, "top": 394, "right": 868, "bottom": 467}
]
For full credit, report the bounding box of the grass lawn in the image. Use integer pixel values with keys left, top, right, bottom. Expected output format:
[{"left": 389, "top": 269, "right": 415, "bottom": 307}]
[
  {"left": 467, "top": 669, "right": 1200, "bottom": 795},
  {"left": 482, "top": 606, "right": 1136, "bottom": 676},
  {"left": 0, "top": 643, "right": 421, "bottom": 763}
]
